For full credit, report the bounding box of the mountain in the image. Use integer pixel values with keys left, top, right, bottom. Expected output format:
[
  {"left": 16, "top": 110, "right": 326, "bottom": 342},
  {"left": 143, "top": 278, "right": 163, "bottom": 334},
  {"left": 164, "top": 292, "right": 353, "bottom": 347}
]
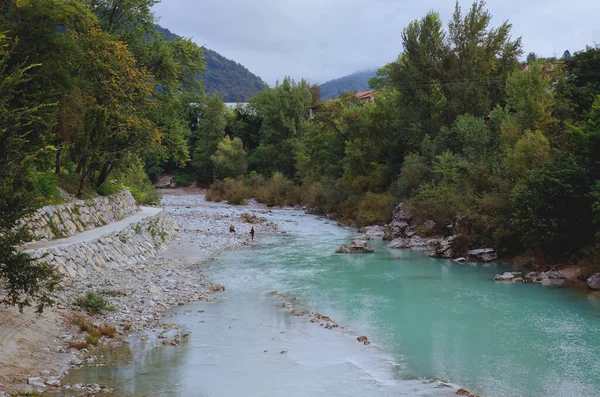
[
  {"left": 319, "top": 70, "right": 378, "bottom": 100},
  {"left": 156, "top": 25, "right": 268, "bottom": 102}
]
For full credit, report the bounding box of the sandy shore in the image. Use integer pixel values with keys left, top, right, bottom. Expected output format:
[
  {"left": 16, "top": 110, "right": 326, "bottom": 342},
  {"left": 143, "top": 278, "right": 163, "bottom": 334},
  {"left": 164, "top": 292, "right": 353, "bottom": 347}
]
[{"left": 0, "top": 193, "right": 280, "bottom": 396}]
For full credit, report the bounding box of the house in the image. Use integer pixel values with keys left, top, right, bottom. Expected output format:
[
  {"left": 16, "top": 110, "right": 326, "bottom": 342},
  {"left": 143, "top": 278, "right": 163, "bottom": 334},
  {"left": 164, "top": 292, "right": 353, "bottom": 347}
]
[{"left": 355, "top": 90, "right": 376, "bottom": 103}]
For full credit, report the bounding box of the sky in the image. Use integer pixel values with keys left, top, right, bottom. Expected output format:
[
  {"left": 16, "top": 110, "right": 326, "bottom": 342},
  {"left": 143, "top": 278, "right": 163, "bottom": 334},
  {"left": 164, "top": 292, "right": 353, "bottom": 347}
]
[{"left": 152, "top": 0, "right": 600, "bottom": 86}]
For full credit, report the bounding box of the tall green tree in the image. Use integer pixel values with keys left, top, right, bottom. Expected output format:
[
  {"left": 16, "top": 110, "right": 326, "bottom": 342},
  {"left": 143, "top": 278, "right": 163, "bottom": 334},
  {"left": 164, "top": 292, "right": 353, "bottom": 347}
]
[{"left": 0, "top": 33, "right": 61, "bottom": 312}]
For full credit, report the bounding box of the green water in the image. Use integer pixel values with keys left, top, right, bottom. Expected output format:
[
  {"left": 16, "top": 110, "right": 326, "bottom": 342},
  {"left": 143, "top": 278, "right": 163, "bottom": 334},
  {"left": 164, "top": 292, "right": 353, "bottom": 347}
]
[{"left": 60, "top": 206, "right": 600, "bottom": 397}]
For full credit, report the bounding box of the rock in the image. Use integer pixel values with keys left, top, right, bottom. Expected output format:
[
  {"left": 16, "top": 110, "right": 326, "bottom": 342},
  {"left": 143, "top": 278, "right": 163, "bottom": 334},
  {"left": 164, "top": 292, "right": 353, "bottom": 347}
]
[
  {"left": 524, "top": 272, "right": 540, "bottom": 281},
  {"left": 385, "top": 238, "right": 411, "bottom": 249},
  {"left": 45, "top": 377, "right": 61, "bottom": 387},
  {"left": 467, "top": 248, "right": 497, "bottom": 262},
  {"left": 511, "top": 277, "right": 524, "bottom": 283},
  {"left": 454, "top": 257, "right": 466, "bottom": 263},
  {"left": 391, "top": 202, "right": 412, "bottom": 224},
  {"left": 456, "top": 389, "right": 470, "bottom": 396},
  {"left": 359, "top": 225, "right": 386, "bottom": 238},
  {"left": 430, "top": 236, "right": 466, "bottom": 259},
  {"left": 494, "top": 272, "right": 515, "bottom": 281},
  {"left": 28, "top": 377, "right": 46, "bottom": 388},
  {"left": 356, "top": 335, "right": 371, "bottom": 345},
  {"left": 586, "top": 273, "right": 600, "bottom": 290},
  {"left": 423, "top": 220, "right": 437, "bottom": 234},
  {"left": 336, "top": 237, "right": 375, "bottom": 254},
  {"left": 539, "top": 270, "right": 566, "bottom": 286}
]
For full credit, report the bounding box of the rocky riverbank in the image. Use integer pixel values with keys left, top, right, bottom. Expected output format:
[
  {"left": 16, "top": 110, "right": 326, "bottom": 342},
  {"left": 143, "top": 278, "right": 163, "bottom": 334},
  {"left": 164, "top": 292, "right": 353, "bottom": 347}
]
[{"left": 0, "top": 193, "right": 281, "bottom": 396}]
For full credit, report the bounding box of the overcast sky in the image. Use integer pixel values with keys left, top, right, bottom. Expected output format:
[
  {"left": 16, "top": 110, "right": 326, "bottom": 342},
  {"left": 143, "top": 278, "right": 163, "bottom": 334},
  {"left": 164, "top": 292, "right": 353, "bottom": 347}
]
[{"left": 153, "top": 0, "right": 599, "bottom": 86}]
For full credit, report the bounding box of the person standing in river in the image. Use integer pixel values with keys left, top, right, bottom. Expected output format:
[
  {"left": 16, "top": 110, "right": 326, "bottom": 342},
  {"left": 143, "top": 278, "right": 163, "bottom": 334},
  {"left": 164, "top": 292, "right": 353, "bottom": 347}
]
[{"left": 250, "top": 226, "right": 255, "bottom": 240}]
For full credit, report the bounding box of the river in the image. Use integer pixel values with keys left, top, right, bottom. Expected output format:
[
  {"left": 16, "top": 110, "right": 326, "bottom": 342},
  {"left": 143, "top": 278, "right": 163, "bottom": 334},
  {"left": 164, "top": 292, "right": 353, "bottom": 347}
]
[{"left": 56, "top": 204, "right": 600, "bottom": 396}]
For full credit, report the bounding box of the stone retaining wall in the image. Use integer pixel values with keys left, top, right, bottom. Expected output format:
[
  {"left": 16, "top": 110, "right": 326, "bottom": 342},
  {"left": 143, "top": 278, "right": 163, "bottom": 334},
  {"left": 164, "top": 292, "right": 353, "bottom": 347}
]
[
  {"left": 27, "top": 211, "right": 179, "bottom": 278},
  {"left": 19, "top": 190, "right": 139, "bottom": 241}
]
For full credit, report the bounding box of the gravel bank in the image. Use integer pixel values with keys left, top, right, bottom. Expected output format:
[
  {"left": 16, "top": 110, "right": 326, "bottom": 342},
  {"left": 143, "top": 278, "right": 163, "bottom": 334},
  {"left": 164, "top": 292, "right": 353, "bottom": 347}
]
[{"left": 0, "top": 193, "right": 280, "bottom": 396}]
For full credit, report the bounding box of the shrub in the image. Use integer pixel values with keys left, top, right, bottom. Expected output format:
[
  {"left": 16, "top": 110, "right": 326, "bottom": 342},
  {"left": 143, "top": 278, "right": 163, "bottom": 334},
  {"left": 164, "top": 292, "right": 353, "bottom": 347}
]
[
  {"left": 85, "top": 334, "right": 100, "bottom": 346},
  {"left": 355, "top": 192, "right": 393, "bottom": 227},
  {"left": 98, "top": 324, "right": 117, "bottom": 338},
  {"left": 174, "top": 173, "right": 195, "bottom": 187},
  {"left": 69, "top": 341, "right": 89, "bottom": 350},
  {"left": 73, "top": 316, "right": 95, "bottom": 333},
  {"left": 27, "top": 170, "right": 60, "bottom": 202},
  {"left": 96, "top": 180, "right": 121, "bottom": 196},
  {"left": 78, "top": 291, "right": 113, "bottom": 314}
]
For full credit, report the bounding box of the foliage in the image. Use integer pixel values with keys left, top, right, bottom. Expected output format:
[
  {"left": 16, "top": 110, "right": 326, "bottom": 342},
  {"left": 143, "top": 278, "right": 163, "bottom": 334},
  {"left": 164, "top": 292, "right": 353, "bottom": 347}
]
[
  {"left": 355, "top": 193, "right": 393, "bottom": 227},
  {"left": 510, "top": 152, "right": 594, "bottom": 255},
  {"left": 78, "top": 291, "right": 114, "bottom": 314},
  {"left": 211, "top": 135, "right": 247, "bottom": 180}
]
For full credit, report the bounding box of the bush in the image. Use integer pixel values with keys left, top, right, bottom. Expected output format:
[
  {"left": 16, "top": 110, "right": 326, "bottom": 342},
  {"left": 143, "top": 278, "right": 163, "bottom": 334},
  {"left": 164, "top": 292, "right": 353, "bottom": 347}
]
[
  {"left": 115, "top": 156, "right": 160, "bottom": 205},
  {"left": 78, "top": 291, "right": 113, "bottom": 314},
  {"left": 85, "top": 334, "right": 100, "bottom": 346},
  {"left": 355, "top": 192, "right": 393, "bottom": 227},
  {"left": 174, "top": 173, "right": 195, "bottom": 187},
  {"left": 98, "top": 324, "right": 117, "bottom": 338},
  {"left": 96, "top": 180, "right": 121, "bottom": 196},
  {"left": 27, "top": 170, "right": 60, "bottom": 202}
]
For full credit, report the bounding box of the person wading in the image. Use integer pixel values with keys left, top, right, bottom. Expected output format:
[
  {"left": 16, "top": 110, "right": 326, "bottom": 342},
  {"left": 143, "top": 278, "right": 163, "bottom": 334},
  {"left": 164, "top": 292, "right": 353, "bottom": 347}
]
[{"left": 250, "top": 226, "right": 255, "bottom": 240}]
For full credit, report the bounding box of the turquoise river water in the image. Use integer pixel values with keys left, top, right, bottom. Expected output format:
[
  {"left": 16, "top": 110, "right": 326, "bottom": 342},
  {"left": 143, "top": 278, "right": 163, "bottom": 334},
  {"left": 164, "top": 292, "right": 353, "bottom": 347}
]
[{"left": 57, "top": 206, "right": 600, "bottom": 397}]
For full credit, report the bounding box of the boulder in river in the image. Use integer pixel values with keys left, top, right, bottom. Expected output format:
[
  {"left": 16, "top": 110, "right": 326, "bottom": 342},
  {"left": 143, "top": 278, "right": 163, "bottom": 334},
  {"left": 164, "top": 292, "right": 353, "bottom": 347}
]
[
  {"left": 586, "top": 273, "right": 600, "bottom": 290},
  {"left": 430, "top": 235, "right": 468, "bottom": 259},
  {"left": 494, "top": 272, "right": 515, "bottom": 281},
  {"left": 539, "top": 270, "right": 566, "bottom": 286},
  {"left": 467, "top": 248, "right": 497, "bottom": 262},
  {"left": 385, "top": 238, "right": 411, "bottom": 249},
  {"left": 336, "top": 237, "right": 375, "bottom": 254},
  {"left": 359, "top": 225, "right": 386, "bottom": 239}
]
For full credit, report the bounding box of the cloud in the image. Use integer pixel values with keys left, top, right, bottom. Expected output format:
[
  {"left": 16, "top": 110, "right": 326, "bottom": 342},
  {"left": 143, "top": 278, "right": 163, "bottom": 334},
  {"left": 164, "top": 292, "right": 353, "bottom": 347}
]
[{"left": 153, "top": 0, "right": 600, "bottom": 86}]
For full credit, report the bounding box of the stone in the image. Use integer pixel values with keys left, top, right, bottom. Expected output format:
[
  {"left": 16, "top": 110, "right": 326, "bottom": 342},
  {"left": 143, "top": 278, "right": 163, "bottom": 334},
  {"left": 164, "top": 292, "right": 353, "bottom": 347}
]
[
  {"left": 336, "top": 237, "right": 375, "bottom": 254},
  {"left": 494, "top": 272, "right": 515, "bottom": 281},
  {"left": 524, "top": 272, "right": 540, "bottom": 281},
  {"left": 45, "top": 377, "right": 61, "bottom": 387},
  {"left": 511, "top": 277, "right": 524, "bottom": 283},
  {"left": 467, "top": 248, "right": 497, "bottom": 262},
  {"left": 430, "top": 236, "right": 465, "bottom": 259},
  {"left": 586, "top": 273, "right": 600, "bottom": 290},
  {"left": 385, "top": 238, "right": 411, "bottom": 249},
  {"left": 423, "top": 220, "right": 437, "bottom": 234},
  {"left": 454, "top": 257, "right": 466, "bottom": 263},
  {"left": 359, "top": 225, "right": 386, "bottom": 238},
  {"left": 539, "top": 270, "right": 566, "bottom": 286},
  {"left": 148, "top": 285, "right": 162, "bottom": 295},
  {"left": 28, "top": 377, "right": 46, "bottom": 388}
]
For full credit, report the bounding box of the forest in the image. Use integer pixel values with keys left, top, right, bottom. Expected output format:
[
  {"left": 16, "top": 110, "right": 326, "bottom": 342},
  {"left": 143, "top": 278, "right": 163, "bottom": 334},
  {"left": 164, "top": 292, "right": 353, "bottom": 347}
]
[{"left": 1, "top": 0, "right": 600, "bottom": 310}]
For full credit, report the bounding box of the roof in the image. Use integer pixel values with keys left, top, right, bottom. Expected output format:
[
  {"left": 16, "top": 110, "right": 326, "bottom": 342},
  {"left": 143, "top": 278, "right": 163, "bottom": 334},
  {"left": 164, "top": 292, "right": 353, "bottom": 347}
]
[{"left": 355, "top": 90, "right": 375, "bottom": 100}]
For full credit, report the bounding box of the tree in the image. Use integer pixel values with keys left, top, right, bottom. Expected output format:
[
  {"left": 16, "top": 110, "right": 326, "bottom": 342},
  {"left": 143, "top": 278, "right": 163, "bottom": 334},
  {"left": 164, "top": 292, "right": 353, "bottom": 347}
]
[
  {"left": 0, "top": 33, "right": 61, "bottom": 312},
  {"left": 248, "top": 77, "right": 313, "bottom": 178},
  {"left": 505, "top": 61, "right": 558, "bottom": 132},
  {"left": 72, "top": 27, "right": 155, "bottom": 194},
  {"left": 511, "top": 152, "right": 594, "bottom": 255},
  {"left": 192, "top": 95, "right": 228, "bottom": 184},
  {"left": 211, "top": 136, "right": 247, "bottom": 180}
]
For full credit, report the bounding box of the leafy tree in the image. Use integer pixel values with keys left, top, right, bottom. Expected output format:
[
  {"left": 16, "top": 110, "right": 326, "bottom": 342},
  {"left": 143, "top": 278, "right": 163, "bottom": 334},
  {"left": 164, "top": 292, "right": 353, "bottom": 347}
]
[
  {"left": 505, "top": 61, "right": 558, "bottom": 132},
  {"left": 0, "top": 33, "right": 61, "bottom": 312},
  {"left": 248, "top": 77, "right": 313, "bottom": 178},
  {"left": 511, "top": 152, "right": 594, "bottom": 255},
  {"left": 504, "top": 130, "right": 551, "bottom": 180},
  {"left": 192, "top": 95, "right": 228, "bottom": 184},
  {"left": 211, "top": 135, "right": 247, "bottom": 180}
]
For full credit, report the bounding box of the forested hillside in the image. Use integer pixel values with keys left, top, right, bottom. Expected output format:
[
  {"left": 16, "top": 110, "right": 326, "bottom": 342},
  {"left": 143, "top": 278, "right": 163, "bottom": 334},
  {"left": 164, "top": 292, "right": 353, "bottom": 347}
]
[
  {"left": 319, "top": 70, "right": 377, "bottom": 100},
  {"left": 156, "top": 25, "right": 268, "bottom": 101}
]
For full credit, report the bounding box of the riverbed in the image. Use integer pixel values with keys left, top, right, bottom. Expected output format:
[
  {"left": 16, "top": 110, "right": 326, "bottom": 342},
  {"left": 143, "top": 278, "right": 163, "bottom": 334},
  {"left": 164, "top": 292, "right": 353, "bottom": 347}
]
[{"left": 56, "top": 196, "right": 600, "bottom": 397}]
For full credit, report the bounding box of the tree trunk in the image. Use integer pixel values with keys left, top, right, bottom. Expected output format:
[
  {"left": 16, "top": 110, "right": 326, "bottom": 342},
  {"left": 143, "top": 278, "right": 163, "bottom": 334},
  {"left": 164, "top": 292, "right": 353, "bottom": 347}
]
[
  {"left": 77, "top": 166, "right": 88, "bottom": 198},
  {"left": 54, "top": 145, "right": 61, "bottom": 174},
  {"left": 75, "top": 156, "right": 86, "bottom": 174},
  {"left": 95, "top": 162, "right": 113, "bottom": 188}
]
